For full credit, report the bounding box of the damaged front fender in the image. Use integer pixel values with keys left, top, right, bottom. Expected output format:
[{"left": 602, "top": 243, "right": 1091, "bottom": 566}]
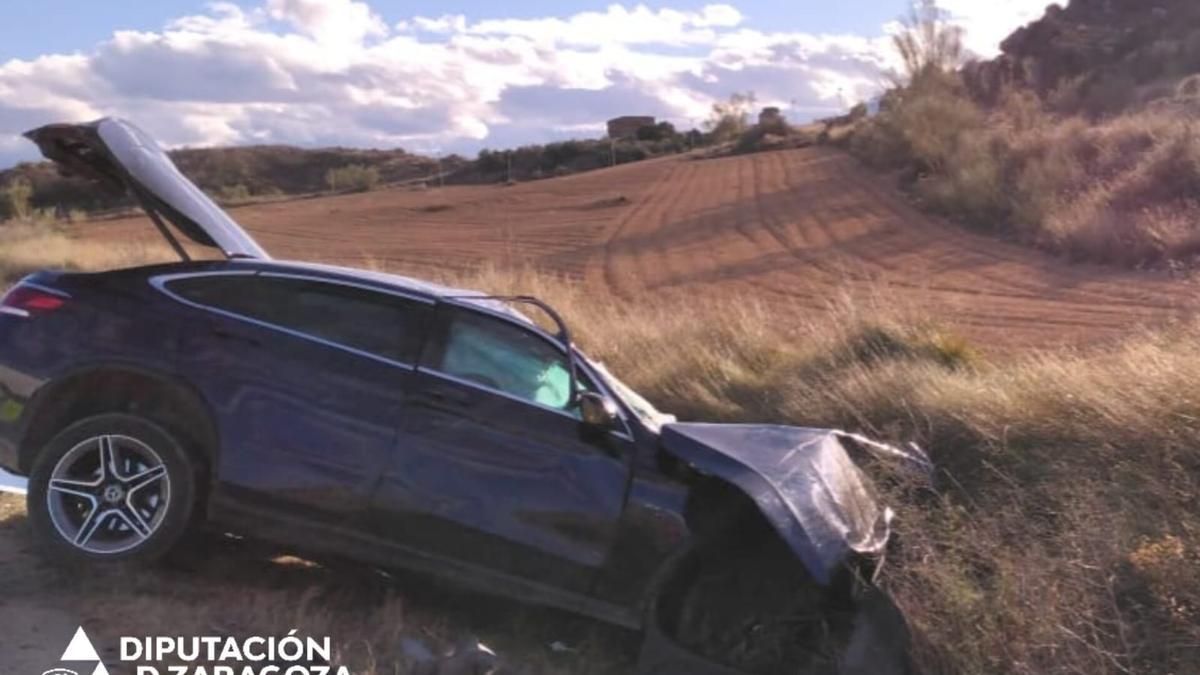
[{"left": 660, "top": 423, "right": 925, "bottom": 586}]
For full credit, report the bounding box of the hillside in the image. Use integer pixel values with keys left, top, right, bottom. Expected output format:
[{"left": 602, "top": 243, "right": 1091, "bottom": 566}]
[
  {"left": 0, "top": 144, "right": 451, "bottom": 216},
  {"left": 826, "top": 0, "right": 1200, "bottom": 270},
  {"left": 0, "top": 125, "right": 699, "bottom": 220},
  {"left": 964, "top": 0, "right": 1200, "bottom": 115}
]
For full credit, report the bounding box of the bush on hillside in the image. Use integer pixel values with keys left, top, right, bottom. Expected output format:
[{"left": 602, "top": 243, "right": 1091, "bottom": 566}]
[
  {"left": 0, "top": 145, "right": 444, "bottom": 217},
  {"left": 848, "top": 71, "right": 1200, "bottom": 266},
  {"left": 467, "top": 134, "right": 688, "bottom": 184},
  {"left": 636, "top": 121, "right": 679, "bottom": 142},
  {"left": 705, "top": 92, "right": 756, "bottom": 144},
  {"left": 0, "top": 178, "right": 33, "bottom": 221},
  {"left": 214, "top": 183, "right": 252, "bottom": 204},
  {"left": 837, "top": 0, "right": 1200, "bottom": 268},
  {"left": 325, "top": 164, "right": 380, "bottom": 193}
]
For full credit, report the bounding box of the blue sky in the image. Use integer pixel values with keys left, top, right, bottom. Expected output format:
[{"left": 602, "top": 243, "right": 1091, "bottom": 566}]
[
  {"left": 0, "top": 1, "right": 1051, "bottom": 167},
  {"left": 0, "top": 1, "right": 902, "bottom": 60}
]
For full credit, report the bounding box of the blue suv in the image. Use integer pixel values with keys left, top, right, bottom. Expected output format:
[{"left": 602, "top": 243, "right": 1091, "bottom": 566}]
[{"left": 0, "top": 119, "right": 917, "bottom": 652}]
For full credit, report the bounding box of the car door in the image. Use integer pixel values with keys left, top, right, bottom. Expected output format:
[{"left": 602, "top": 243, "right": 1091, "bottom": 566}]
[
  {"left": 160, "top": 271, "right": 432, "bottom": 528},
  {"left": 372, "top": 303, "right": 635, "bottom": 591}
]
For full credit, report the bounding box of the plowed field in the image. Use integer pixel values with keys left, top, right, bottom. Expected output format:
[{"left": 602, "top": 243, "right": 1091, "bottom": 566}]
[{"left": 88, "top": 146, "right": 1200, "bottom": 347}]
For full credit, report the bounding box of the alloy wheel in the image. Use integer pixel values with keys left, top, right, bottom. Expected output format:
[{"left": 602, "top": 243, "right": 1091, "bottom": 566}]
[{"left": 45, "top": 434, "right": 171, "bottom": 554}]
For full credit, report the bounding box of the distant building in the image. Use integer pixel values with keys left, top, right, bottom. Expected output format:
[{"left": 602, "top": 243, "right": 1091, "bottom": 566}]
[
  {"left": 758, "top": 106, "right": 785, "bottom": 127},
  {"left": 607, "top": 116, "right": 656, "bottom": 139}
]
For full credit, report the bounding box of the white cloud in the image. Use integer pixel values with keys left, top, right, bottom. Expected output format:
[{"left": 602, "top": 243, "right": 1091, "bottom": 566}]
[
  {"left": 0, "top": 1, "right": 1050, "bottom": 168},
  {"left": 467, "top": 4, "right": 745, "bottom": 47},
  {"left": 266, "top": 0, "right": 388, "bottom": 45},
  {"left": 411, "top": 14, "right": 467, "bottom": 35},
  {"left": 940, "top": 0, "right": 1055, "bottom": 57}
]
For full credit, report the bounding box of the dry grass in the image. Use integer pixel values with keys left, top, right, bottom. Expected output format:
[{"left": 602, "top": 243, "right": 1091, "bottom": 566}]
[
  {"left": 845, "top": 78, "right": 1200, "bottom": 268},
  {"left": 3, "top": 234, "right": 1200, "bottom": 674},
  {"left": 373, "top": 260, "right": 1200, "bottom": 674},
  {"left": 0, "top": 222, "right": 179, "bottom": 284},
  {"left": 378, "top": 262, "right": 1200, "bottom": 674}
]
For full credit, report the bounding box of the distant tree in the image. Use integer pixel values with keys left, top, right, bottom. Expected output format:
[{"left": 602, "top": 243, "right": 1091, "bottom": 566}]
[
  {"left": 636, "top": 121, "right": 678, "bottom": 142},
  {"left": 892, "top": 0, "right": 965, "bottom": 86},
  {"left": 705, "top": 92, "right": 756, "bottom": 143}
]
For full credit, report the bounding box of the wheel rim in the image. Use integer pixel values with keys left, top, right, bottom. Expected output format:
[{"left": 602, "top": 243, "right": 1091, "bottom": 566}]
[{"left": 46, "top": 434, "right": 171, "bottom": 555}]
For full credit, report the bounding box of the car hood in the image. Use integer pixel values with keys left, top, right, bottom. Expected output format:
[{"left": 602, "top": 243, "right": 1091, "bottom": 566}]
[
  {"left": 24, "top": 118, "right": 269, "bottom": 260},
  {"left": 660, "top": 423, "right": 894, "bottom": 586}
]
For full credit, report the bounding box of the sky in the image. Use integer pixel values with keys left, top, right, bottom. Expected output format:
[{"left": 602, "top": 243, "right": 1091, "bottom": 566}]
[{"left": 0, "top": 0, "right": 1054, "bottom": 167}]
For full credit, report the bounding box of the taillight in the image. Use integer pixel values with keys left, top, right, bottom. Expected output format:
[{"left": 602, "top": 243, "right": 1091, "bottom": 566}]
[{"left": 0, "top": 285, "right": 68, "bottom": 317}]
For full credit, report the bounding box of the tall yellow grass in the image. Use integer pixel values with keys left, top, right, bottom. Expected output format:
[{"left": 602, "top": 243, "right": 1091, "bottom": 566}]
[{"left": 0, "top": 223, "right": 177, "bottom": 283}]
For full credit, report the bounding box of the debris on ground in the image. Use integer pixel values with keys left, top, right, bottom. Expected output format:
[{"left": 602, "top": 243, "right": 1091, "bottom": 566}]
[{"left": 402, "top": 634, "right": 501, "bottom": 675}]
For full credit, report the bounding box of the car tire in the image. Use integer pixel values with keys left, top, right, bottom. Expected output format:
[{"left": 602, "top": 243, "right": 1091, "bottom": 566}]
[{"left": 27, "top": 413, "right": 199, "bottom": 565}]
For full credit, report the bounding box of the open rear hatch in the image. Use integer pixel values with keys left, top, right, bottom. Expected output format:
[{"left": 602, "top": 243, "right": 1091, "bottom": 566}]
[{"left": 23, "top": 117, "right": 269, "bottom": 261}]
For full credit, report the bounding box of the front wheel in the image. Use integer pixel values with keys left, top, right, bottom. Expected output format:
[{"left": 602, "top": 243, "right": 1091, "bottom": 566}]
[{"left": 27, "top": 413, "right": 198, "bottom": 563}]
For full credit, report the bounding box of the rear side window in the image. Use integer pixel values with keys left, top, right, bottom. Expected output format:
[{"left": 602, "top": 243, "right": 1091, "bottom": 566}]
[{"left": 165, "top": 274, "right": 431, "bottom": 364}]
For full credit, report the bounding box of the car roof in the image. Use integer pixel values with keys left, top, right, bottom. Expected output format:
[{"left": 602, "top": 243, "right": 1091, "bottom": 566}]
[
  {"left": 229, "top": 259, "right": 472, "bottom": 299},
  {"left": 221, "top": 259, "right": 536, "bottom": 324}
]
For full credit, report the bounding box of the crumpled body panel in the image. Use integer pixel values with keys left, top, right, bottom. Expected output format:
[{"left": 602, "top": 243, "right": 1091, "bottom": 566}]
[{"left": 660, "top": 423, "right": 892, "bottom": 585}]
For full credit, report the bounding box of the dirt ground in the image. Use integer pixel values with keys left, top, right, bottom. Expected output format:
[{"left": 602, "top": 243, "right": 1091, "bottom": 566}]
[
  {"left": 83, "top": 146, "right": 1200, "bottom": 349},
  {"left": 0, "top": 493, "right": 87, "bottom": 674},
  {"left": 0, "top": 492, "right": 640, "bottom": 674}
]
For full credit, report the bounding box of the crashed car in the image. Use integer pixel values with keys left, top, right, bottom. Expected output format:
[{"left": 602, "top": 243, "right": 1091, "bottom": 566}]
[{"left": 0, "top": 118, "right": 924, "bottom": 669}]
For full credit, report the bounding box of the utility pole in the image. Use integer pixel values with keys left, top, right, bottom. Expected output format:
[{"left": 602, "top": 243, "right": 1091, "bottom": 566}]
[{"left": 610, "top": 138, "right": 616, "bottom": 167}]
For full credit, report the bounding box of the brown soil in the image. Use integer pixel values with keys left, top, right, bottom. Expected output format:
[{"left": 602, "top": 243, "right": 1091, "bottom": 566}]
[
  {"left": 0, "top": 493, "right": 639, "bottom": 674},
  {"left": 82, "top": 147, "right": 1200, "bottom": 348}
]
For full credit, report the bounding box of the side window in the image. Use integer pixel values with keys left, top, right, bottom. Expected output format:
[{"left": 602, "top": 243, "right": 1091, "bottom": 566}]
[
  {"left": 426, "top": 309, "right": 576, "bottom": 409},
  {"left": 165, "top": 274, "right": 431, "bottom": 364}
]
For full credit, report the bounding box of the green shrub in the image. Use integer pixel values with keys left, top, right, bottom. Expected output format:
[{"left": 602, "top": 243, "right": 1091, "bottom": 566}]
[
  {"left": 705, "top": 92, "right": 756, "bottom": 143},
  {"left": 848, "top": 115, "right": 912, "bottom": 168},
  {"left": 215, "top": 183, "right": 252, "bottom": 204},
  {"left": 896, "top": 81, "right": 985, "bottom": 172},
  {"left": 916, "top": 134, "right": 1009, "bottom": 229},
  {"left": 326, "top": 164, "right": 380, "bottom": 192},
  {"left": 636, "top": 121, "right": 679, "bottom": 142}
]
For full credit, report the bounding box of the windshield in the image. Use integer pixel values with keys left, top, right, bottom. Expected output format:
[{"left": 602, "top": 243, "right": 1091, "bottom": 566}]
[{"left": 585, "top": 357, "right": 676, "bottom": 433}]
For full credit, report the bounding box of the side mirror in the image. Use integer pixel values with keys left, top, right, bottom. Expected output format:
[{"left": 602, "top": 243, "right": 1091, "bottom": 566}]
[{"left": 579, "top": 391, "right": 618, "bottom": 429}]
